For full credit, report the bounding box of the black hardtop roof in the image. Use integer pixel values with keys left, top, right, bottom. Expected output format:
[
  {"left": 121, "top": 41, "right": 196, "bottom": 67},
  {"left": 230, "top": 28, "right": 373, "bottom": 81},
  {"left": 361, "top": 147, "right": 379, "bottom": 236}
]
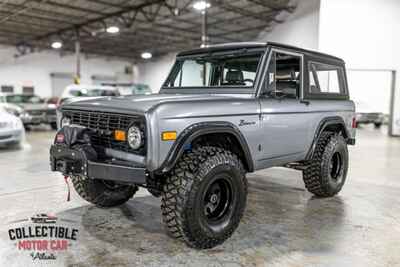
[{"left": 177, "top": 42, "right": 344, "bottom": 62}]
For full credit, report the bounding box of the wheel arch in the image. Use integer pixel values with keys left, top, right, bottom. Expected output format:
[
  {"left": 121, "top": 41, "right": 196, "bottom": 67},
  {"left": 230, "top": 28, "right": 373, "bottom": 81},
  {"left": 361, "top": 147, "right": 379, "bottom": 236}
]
[
  {"left": 157, "top": 121, "right": 254, "bottom": 173},
  {"left": 306, "top": 116, "right": 351, "bottom": 160}
]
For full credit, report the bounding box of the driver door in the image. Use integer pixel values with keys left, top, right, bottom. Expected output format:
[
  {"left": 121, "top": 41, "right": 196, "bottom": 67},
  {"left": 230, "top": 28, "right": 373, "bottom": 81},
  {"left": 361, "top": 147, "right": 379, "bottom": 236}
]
[{"left": 257, "top": 49, "right": 311, "bottom": 168}]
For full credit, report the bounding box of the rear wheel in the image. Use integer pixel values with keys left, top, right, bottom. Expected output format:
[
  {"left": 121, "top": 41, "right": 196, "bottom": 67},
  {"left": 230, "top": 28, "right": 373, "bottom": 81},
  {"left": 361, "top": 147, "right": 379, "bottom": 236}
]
[
  {"left": 161, "top": 146, "right": 247, "bottom": 249},
  {"left": 303, "top": 132, "right": 348, "bottom": 197},
  {"left": 71, "top": 176, "right": 138, "bottom": 207}
]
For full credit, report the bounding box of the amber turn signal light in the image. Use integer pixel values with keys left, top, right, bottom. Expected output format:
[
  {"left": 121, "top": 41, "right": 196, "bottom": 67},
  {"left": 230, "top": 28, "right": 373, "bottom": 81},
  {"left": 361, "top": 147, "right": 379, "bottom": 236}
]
[
  {"left": 114, "top": 130, "right": 126, "bottom": 141},
  {"left": 162, "top": 131, "right": 177, "bottom": 141}
]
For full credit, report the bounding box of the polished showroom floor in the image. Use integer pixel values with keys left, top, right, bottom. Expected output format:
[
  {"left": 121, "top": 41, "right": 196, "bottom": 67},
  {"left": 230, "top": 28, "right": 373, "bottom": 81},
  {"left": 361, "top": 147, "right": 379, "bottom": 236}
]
[{"left": 0, "top": 126, "right": 399, "bottom": 266}]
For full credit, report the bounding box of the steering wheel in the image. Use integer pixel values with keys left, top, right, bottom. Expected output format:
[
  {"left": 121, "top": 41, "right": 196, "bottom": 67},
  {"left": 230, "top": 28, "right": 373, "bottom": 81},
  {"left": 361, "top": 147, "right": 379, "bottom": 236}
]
[{"left": 243, "top": 79, "right": 254, "bottom": 86}]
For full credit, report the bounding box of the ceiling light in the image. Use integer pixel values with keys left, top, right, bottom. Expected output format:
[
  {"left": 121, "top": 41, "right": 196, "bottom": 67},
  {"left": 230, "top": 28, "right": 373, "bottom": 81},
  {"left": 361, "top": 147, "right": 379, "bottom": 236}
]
[
  {"left": 51, "top": 41, "right": 62, "bottom": 49},
  {"left": 193, "top": 1, "right": 211, "bottom": 11},
  {"left": 106, "top": 26, "right": 120, "bottom": 34},
  {"left": 141, "top": 52, "right": 152, "bottom": 59}
]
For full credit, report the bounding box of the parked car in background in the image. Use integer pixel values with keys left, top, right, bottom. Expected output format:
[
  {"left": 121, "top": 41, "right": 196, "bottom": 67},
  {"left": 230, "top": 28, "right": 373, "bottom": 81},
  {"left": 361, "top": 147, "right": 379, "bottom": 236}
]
[
  {"left": 5, "top": 94, "right": 57, "bottom": 130},
  {"left": 355, "top": 101, "right": 385, "bottom": 128},
  {"left": 0, "top": 107, "right": 24, "bottom": 147},
  {"left": 101, "top": 82, "right": 152, "bottom": 95},
  {"left": 0, "top": 93, "right": 32, "bottom": 127},
  {"left": 46, "top": 97, "right": 60, "bottom": 107},
  {"left": 59, "top": 84, "right": 120, "bottom": 106}
]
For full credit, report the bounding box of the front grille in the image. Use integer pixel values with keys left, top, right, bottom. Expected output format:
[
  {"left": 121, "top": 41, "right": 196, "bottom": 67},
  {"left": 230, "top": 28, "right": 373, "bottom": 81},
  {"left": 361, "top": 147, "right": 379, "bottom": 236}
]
[
  {"left": 63, "top": 109, "right": 145, "bottom": 154},
  {"left": 0, "top": 135, "right": 12, "bottom": 140}
]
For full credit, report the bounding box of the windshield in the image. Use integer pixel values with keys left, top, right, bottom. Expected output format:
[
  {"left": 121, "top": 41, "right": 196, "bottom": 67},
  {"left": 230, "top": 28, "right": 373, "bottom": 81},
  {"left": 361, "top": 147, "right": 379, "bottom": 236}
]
[
  {"left": 6, "top": 95, "right": 44, "bottom": 104},
  {"left": 163, "top": 52, "right": 262, "bottom": 89},
  {"left": 0, "top": 96, "right": 5, "bottom": 103}
]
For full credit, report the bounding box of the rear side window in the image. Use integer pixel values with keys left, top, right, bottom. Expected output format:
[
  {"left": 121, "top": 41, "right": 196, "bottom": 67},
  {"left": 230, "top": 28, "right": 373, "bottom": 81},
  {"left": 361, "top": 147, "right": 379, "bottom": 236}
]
[{"left": 309, "top": 62, "right": 345, "bottom": 95}]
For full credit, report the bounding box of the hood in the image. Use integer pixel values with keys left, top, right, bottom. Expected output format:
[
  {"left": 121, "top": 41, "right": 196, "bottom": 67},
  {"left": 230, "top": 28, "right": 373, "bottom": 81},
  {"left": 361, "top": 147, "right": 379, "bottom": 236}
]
[
  {"left": 62, "top": 93, "right": 252, "bottom": 114},
  {"left": 0, "top": 109, "right": 18, "bottom": 122}
]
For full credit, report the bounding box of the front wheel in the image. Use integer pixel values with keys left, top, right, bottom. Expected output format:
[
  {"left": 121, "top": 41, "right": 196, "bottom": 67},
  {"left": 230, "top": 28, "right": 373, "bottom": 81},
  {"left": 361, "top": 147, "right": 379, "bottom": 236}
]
[
  {"left": 71, "top": 176, "right": 138, "bottom": 207},
  {"left": 161, "top": 146, "right": 247, "bottom": 249},
  {"left": 303, "top": 132, "right": 348, "bottom": 197}
]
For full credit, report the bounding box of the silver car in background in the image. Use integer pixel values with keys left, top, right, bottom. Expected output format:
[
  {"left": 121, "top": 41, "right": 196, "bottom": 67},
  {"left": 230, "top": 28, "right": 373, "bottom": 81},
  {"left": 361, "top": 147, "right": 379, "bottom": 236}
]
[
  {"left": 355, "top": 101, "right": 385, "bottom": 128},
  {"left": 0, "top": 107, "right": 24, "bottom": 147},
  {"left": 5, "top": 94, "right": 57, "bottom": 130},
  {"left": 0, "top": 93, "right": 32, "bottom": 126}
]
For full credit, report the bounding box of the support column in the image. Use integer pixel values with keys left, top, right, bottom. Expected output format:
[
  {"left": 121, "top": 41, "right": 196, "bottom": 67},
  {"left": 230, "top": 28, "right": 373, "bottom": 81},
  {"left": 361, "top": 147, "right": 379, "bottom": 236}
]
[
  {"left": 74, "top": 29, "right": 81, "bottom": 85},
  {"left": 201, "top": 1, "right": 209, "bottom": 47}
]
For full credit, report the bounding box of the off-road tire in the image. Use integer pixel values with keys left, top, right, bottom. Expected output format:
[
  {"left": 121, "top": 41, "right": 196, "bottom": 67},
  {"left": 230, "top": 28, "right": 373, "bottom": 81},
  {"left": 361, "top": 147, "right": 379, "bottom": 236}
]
[
  {"left": 71, "top": 176, "right": 138, "bottom": 207},
  {"left": 161, "top": 146, "right": 247, "bottom": 249},
  {"left": 303, "top": 132, "right": 348, "bottom": 197}
]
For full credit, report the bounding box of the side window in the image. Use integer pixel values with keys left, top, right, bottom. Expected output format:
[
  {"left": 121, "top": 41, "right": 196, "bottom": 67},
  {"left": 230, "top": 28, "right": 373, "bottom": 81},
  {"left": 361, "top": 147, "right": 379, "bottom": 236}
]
[
  {"left": 263, "top": 51, "right": 301, "bottom": 99},
  {"left": 309, "top": 62, "right": 344, "bottom": 94}
]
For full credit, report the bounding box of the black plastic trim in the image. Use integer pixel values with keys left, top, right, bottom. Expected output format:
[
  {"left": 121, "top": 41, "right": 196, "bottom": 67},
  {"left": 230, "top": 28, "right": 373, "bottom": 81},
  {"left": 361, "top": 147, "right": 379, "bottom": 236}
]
[
  {"left": 305, "top": 116, "right": 353, "bottom": 160},
  {"left": 50, "top": 145, "right": 146, "bottom": 185},
  {"left": 157, "top": 121, "right": 254, "bottom": 173}
]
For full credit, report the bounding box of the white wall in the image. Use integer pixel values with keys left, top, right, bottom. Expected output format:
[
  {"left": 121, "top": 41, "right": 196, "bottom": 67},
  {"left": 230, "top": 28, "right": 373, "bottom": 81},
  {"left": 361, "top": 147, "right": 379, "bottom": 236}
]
[
  {"left": 0, "top": 46, "right": 132, "bottom": 97},
  {"left": 257, "top": 0, "right": 320, "bottom": 50},
  {"left": 319, "top": 0, "right": 400, "bottom": 135}
]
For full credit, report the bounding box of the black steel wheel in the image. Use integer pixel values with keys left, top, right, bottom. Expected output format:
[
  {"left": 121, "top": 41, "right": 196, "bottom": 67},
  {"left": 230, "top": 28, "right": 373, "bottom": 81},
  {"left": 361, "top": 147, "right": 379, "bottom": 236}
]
[{"left": 161, "top": 146, "right": 247, "bottom": 249}]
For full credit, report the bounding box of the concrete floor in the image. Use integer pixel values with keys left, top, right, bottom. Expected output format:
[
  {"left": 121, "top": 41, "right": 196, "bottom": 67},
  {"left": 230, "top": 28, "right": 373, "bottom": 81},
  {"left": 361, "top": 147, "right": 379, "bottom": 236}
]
[{"left": 0, "top": 125, "right": 400, "bottom": 266}]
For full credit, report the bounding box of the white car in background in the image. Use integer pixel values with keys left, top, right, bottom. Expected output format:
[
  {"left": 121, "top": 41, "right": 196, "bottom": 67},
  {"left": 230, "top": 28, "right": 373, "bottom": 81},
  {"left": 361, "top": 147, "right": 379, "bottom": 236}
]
[
  {"left": 0, "top": 93, "right": 32, "bottom": 126},
  {"left": 355, "top": 101, "right": 385, "bottom": 128},
  {"left": 0, "top": 107, "right": 24, "bottom": 147},
  {"left": 59, "top": 84, "right": 120, "bottom": 105}
]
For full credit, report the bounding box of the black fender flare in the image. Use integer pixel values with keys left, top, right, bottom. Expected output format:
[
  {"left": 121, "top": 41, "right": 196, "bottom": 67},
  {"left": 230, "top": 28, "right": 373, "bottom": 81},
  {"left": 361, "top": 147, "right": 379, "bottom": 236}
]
[
  {"left": 156, "top": 121, "right": 254, "bottom": 173},
  {"left": 306, "top": 116, "right": 353, "bottom": 160}
]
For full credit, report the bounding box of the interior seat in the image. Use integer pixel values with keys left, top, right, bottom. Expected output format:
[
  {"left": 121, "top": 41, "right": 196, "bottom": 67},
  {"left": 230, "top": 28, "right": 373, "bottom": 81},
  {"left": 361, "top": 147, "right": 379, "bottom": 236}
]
[{"left": 224, "top": 70, "right": 245, "bottom": 85}]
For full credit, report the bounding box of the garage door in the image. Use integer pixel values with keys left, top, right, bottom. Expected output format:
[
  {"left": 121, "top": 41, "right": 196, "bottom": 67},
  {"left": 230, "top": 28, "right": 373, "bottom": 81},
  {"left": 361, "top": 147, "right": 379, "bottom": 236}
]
[{"left": 50, "top": 72, "right": 74, "bottom": 97}]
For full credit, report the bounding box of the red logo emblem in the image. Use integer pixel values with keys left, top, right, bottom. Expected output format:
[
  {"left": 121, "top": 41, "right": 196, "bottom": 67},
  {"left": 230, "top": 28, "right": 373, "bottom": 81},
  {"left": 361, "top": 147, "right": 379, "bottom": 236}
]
[{"left": 56, "top": 134, "right": 65, "bottom": 143}]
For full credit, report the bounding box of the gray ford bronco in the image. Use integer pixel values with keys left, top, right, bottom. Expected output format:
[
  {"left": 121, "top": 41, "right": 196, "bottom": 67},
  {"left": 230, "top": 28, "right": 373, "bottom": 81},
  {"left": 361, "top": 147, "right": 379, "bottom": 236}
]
[{"left": 50, "top": 42, "right": 356, "bottom": 249}]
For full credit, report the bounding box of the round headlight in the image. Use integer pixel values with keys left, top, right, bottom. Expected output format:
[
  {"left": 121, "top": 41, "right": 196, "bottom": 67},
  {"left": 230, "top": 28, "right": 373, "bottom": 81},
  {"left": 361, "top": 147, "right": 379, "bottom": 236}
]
[
  {"left": 127, "top": 125, "right": 142, "bottom": 150},
  {"left": 61, "top": 117, "right": 71, "bottom": 127}
]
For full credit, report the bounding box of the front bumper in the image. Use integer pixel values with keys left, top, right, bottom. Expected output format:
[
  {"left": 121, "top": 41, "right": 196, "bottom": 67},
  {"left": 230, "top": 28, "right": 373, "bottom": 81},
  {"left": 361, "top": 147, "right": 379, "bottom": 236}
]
[{"left": 50, "top": 145, "right": 147, "bottom": 184}]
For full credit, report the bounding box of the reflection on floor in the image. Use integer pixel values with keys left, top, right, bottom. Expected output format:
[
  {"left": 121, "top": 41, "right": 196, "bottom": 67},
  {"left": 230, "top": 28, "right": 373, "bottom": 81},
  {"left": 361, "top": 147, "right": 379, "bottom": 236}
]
[{"left": 0, "top": 125, "right": 399, "bottom": 266}]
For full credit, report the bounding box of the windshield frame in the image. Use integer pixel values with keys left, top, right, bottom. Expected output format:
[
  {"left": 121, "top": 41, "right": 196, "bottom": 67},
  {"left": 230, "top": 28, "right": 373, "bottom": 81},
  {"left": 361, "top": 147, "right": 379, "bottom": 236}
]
[{"left": 160, "top": 48, "right": 267, "bottom": 94}]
